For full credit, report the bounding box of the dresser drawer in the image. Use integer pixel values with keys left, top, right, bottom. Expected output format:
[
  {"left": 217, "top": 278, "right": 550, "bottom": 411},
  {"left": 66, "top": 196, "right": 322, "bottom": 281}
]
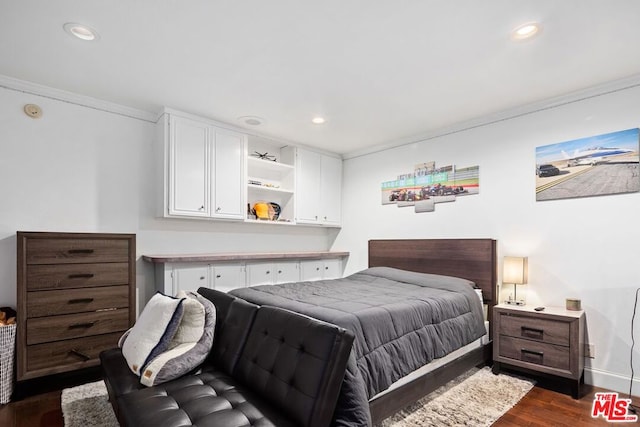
[
  {"left": 27, "top": 285, "right": 130, "bottom": 318},
  {"left": 26, "top": 263, "right": 130, "bottom": 291},
  {"left": 25, "top": 238, "right": 130, "bottom": 265},
  {"left": 27, "top": 309, "right": 129, "bottom": 345},
  {"left": 499, "top": 336, "right": 570, "bottom": 370},
  {"left": 498, "top": 313, "right": 570, "bottom": 346},
  {"left": 26, "top": 332, "right": 122, "bottom": 373}
]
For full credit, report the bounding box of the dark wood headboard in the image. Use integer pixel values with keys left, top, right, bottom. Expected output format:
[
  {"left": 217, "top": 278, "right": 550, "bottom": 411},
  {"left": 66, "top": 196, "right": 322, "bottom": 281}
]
[{"left": 368, "top": 239, "right": 497, "bottom": 308}]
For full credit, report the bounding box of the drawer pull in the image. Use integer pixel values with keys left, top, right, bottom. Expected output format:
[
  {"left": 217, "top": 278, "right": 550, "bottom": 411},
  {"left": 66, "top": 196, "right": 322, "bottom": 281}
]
[
  {"left": 68, "top": 249, "right": 95, "bottom": 254},
  {"left": 69, "top": 349, "right": 91, "bottom": 361},
  {"left": 521, "top": 348, "right": 544, "bottom": 364},
  {"left": 68, "top": 273, "right": 95, "bottom": 279},
  {"left": 69, "top": 321, "right": 96, "bottom": 329},
  {"left": 521, "top": 326, "right": 544, "bottom": 340},
  {"left": 68, "top": 298, "right": 94, "bottom": 304}
]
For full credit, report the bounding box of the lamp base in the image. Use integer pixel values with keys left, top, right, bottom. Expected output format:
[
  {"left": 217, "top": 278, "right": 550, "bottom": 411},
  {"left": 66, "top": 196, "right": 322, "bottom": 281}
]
[{"left": 505, "top": 299, "right": 525, "bottom": 306}]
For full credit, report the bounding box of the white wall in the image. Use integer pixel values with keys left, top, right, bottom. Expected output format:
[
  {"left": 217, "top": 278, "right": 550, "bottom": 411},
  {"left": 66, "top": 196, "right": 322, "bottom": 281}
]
[
  {"left": 0, "top": 83, "right": 334, "bottom": 310},
  {"left": 333, "top": 84, "right": 640, "bottom": 395},
  {"left": 4, "top": 75, "right": 640, "bottom": 395}
]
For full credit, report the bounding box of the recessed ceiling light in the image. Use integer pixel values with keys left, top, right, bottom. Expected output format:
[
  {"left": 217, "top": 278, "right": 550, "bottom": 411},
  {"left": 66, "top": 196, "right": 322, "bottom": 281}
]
[
  {"left": 311, "top": 117, "right": 326, "bottom": 125},
  {"left": 511, "top": 22, "right": 541, "bottom": 41},
  {"left": 238, "top": 116, "right": 265, "bottom": 126},
  {"left": 63, "top": 22, "right": 99, "bottom": 41}
]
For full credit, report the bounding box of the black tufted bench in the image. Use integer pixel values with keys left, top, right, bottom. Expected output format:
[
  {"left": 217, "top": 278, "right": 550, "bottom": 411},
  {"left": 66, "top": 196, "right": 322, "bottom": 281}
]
[{"left": 100, "top": 288, "right": 354, "bottom": 427}]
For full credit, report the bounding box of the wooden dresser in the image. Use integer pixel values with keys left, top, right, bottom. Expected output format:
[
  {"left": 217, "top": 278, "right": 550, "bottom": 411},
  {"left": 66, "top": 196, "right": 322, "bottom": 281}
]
[{"left": 17, "top": 232, "right": 136, "bottom": 381}]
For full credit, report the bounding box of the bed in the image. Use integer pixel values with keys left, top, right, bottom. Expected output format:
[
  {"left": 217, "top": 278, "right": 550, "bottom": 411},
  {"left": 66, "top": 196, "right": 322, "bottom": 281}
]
[{"left": 229, "top": 238, "right": 497, "bottom": 426}]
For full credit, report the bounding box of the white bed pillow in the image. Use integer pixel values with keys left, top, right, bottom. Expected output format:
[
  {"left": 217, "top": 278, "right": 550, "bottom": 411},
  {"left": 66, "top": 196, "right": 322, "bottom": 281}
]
[
  {"left": 119, "top": 292, "right": 185, "bottom": 376},
  {"left": 140, "top": 291, "right": 216, "bottom": 386}
]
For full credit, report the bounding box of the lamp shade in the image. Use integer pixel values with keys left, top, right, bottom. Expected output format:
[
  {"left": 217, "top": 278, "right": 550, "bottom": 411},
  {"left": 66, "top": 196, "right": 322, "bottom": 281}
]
[{"left": 503, "top": 256, "right": 528, "bottom": 285}]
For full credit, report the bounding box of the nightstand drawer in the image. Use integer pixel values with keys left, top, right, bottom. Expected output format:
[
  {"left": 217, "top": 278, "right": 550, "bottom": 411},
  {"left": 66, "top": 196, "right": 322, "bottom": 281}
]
[
  {"left": 499, "top": 336, "right": 570, "bottom": 370},
  {"left": 499, "top": 313, "right": 570, "bottom": 346}
]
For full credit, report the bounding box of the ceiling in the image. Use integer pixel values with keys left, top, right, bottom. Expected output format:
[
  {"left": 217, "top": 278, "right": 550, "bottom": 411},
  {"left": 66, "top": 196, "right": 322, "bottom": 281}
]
[{"left": 2, "top": 1, "right": 640, "bottom": 156}]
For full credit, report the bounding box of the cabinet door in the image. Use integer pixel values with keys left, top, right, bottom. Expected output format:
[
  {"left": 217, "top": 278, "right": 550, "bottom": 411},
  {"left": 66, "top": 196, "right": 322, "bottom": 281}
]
[
  {"left": 320, "top": 155, "right": 342, "bottom": 225},
  {"left": 213, "top": 129, "right": 245, "bottom": 219},
  {"left": 300, "top": 260, "right": 325, "bottom": 281},
  {"left": 172, "top": 264, "right": 209, "bottom": 295},
  {"left": 275, "top": 261, "right": 300, "bottom": 284},
  {"left": 212, "top": 264, "right": 246, "bottom": 293},
  {"left": 296, "top": 149, "right": 322, "bottom": 223},
  {"left": 246, "top": 262, "right": 275, "bottom": 286},
  {"left": 322, "top": 259, "right": 342, "bottom": 280},
  {"left": 169, "top": 116, "right": 210, "bottom": 217}
]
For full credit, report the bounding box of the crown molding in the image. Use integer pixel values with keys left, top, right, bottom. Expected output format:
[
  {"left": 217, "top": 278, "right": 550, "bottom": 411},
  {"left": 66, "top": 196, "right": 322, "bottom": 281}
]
[
  {"left": 343, "top": 73, "right": 640, "bottom": 160},
  {"left": 0, "top": 74, "right": 158, "bottom": 123}
]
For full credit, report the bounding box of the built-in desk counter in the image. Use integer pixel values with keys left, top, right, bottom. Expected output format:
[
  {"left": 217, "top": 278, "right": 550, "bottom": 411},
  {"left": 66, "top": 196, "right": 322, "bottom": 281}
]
[{"left": 144, "top": 251, "right": 349, "bottom": 295}]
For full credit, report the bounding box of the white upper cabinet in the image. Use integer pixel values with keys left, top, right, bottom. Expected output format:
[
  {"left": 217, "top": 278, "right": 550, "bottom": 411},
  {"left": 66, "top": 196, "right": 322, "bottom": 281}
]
[
  {"left": 160, "top": 110, "right": 246, "bottom": 220},
  {"left": 213, "top": 128, "right": 245, "bottom": 219},
  {"left": 169, "top": 116, "right": 210, "bottom": 217},
  {"left": 293, "top": 148, "right": 342, "bottom": 226},
  {"left": 158, "top": 109, "right": 341, "bottom": 227},
  {"left": 320, "top": 155, "right": 342, "bottom": 226}
]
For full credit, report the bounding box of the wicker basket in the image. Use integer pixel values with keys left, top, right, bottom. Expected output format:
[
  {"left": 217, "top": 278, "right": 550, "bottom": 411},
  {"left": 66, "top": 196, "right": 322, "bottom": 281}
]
[{"left": 0, "top": 323, "right": 16, "bottom": 404}]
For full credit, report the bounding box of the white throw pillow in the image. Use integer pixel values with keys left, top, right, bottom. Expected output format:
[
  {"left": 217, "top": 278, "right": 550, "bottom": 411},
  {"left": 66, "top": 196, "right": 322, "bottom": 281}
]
[
  {"left": 120, "top": 292, "right": 185, "bottom": 376},
  {"left": 140, "top": 291, "right": 216, "bottom": 386}
]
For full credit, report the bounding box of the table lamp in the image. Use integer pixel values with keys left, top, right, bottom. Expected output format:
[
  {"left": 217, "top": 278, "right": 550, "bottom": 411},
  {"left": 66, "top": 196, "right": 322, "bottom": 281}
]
[{"left": 503, "top": 256, "right": 528, "bottom": 305}]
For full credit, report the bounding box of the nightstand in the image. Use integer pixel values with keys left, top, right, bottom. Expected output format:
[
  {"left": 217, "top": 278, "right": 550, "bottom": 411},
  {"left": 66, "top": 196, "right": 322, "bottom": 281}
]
[{"left": 492, "top": 303, "right": 585, "bottom": 398}]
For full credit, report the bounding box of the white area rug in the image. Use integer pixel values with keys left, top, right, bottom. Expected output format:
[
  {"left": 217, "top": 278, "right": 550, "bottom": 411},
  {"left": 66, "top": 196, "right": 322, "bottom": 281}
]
[
  {"left": 61, "top": 367, "right": 534, "bottom": 427},
  {"left": 377, "top": 367, "right": 535, "bottom": 427},
  {"left": 61, "top": 380, "right": 118, "bottom": 427}
]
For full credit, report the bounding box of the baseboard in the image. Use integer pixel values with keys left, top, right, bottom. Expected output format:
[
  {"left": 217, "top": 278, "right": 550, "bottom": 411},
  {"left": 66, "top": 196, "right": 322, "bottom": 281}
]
[{"left": 585, "top": 367, "right": 640, "bottom": 397}]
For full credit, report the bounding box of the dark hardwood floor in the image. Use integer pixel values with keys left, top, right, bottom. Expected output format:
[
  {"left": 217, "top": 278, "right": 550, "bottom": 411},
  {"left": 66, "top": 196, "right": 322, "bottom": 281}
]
[
  {"left": 0, "top": 371, "right": 640, "bottom": 427},
  {"left": 1, "top": 374, "right": 637, "bottom": 426}
]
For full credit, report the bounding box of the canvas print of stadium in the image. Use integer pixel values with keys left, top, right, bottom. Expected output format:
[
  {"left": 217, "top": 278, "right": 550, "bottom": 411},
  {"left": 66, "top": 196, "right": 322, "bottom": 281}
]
[{"left": 381, "top": 161, "right": 479, "bottom": 213}]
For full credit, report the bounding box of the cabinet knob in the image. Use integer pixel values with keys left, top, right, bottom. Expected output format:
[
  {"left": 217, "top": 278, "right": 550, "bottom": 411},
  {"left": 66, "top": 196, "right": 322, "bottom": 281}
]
[
  {"left": 199, "top": 205, "right": 204, "bottom": 210},
  {"left": 200, "top": 276, "right": 205, "bottom": 280},
  {"left": 325, "top": 266, "right": 328, "bottom": 270},
  {"left": 278, "top": 270, "right": 282, "bottom": 274},
  {"left": 266, "top": 270, "right": 270, "bottom": 274},
  {"left": 216, "top": 207, "right": 221, "bottom": 212},
  {"left": 316, "top": 267, "right": 320, "bottom": 271},
  {"left": 216, "top": 274, "right": 221, "bottom": 278},
  {"left": 315, "top": 215, "right": 318, "bottom": 220}
]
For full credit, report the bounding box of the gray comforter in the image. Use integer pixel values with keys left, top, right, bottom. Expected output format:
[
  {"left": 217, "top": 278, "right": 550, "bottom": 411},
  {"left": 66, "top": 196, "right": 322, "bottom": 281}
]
[{"left": 229, "top": 267, "right": 486, "bottom": 427}]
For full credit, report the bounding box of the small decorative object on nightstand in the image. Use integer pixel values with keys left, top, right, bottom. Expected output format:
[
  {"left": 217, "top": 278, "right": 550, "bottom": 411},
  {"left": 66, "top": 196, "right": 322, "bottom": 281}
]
[
  {"left": 503, "top": 256, "right": 527, "bottom": 305},
  {"left": 492, "top": 304, "right": 585, "bottom": 398}
]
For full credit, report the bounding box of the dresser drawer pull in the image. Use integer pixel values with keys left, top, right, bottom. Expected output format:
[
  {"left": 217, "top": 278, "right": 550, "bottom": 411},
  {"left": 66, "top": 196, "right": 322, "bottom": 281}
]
[
  {"left": 68, "top": 273, "right": 95, "bottom": 279},
  {"left": 69, "top": 349, "right": 91, "bottom": 361},
  {"left": 68, "top": 249, "right": 95, "bottom": 254},
  {"left": 68, "top": 321, "right": 96, "bottom": 329},
  {"left": 521, "top": 326, "right": 544, "bottom": 340},
  {"left": 521, "top": 348, "right": 544, "bottom": 364},
  {"left": 68, "top": 298, "right": 94, "bottom": 304}
]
